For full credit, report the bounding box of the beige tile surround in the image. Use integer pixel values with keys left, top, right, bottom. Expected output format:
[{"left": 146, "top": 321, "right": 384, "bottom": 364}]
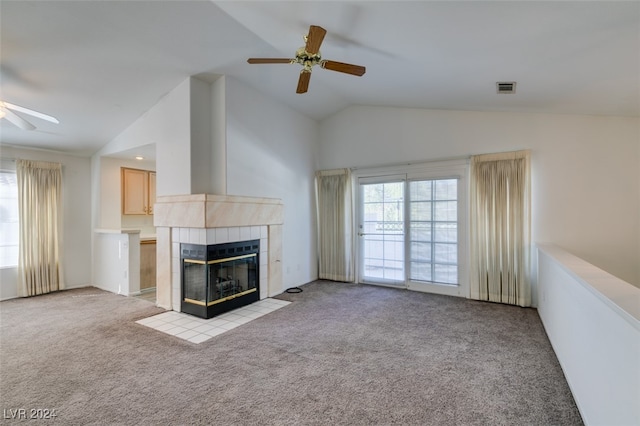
[{"left": 154, "top": 194, "right": 283, "bottom": 312}]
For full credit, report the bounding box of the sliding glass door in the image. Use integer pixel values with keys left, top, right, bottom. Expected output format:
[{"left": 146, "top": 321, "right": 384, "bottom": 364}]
[
  {"left": 357, "top": 166, "right": 468, "bottom": 297},
  {"left": 359, "top": 178, "right": 405, "bottom": 286}
]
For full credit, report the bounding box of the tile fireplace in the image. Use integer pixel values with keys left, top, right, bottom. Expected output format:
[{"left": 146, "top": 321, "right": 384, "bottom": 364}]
[{"left": 153, "top": 194, "right": 283, "bottom": 313}]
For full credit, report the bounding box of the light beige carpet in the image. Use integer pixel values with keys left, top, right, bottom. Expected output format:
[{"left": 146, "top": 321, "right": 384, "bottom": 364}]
[{"left": 0, "top": 281, "right": 582, "bottom": 425}]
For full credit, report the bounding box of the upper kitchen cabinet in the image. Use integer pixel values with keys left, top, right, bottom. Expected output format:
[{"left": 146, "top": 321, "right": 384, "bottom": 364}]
[{"left": 122, "top": 167, "right": 156, "bottom": 215}]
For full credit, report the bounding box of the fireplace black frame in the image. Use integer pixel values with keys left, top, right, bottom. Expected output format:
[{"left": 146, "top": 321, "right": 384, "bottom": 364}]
[{"left": 180, "top": 239, "right": 260, "bottom": 319}]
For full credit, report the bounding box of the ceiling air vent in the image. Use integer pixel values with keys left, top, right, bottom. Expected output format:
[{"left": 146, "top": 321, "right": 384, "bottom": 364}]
[{"left": 496, "top": 81, "right": 516, "bottom": 94}]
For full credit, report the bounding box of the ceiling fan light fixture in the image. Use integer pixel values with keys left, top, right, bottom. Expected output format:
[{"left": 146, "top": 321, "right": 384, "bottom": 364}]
[{"left": 294, "top": 47, "right": 322, "bottom": 72}]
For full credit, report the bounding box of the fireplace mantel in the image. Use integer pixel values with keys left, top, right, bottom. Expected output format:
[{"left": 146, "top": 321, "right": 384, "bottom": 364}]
[
  {"left": 153, "top": 194, "right": 283, "bottom": 312},
  {"left": 154, "top": 194, "right": 283, "bottom": 228}
]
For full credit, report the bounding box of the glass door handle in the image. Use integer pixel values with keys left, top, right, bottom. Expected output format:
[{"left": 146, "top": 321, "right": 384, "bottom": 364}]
[{"left": 358, "top": 232, "right": 367, "bottom": 237}]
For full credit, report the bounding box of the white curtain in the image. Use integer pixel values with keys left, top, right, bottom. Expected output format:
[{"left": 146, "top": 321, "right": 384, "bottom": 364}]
[
  {"left": 16, "top": 159, "right": 63, "bottom": 297},
  {"left": 470, "top": 150, "right": 531, "bottom": 307},
  {"left": 315, "top": 168, "right": 355, "bottom": 282}
]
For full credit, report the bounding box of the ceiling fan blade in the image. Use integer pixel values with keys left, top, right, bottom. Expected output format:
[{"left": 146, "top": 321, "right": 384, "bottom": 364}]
[
  {"left": 321, "top": 60, "right": 366, "bottom": 76},
  {"left": 247, "top": 58, "right": 293, "bottom": 64},
  {"left": 3, "top": 108, "right": 36, "bottom": 130},
  {"left": 296, "top": 71, "right": 311, "bottom": 94},
  {"left": 3, "top": 101, "right": 59, "bottom": 124},
  {"left": 305, "top": 25, "right": 326, "bottom": 55}
]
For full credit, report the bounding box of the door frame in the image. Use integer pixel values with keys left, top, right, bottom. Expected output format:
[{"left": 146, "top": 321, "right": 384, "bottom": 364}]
[{"left": 353, "top": 159, "right": 470, "bottom": 298}]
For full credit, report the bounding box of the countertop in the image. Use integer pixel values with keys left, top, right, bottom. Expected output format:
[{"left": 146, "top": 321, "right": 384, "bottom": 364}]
[{"left": 94, "top": 228, "right": 156, "bottom": 241}]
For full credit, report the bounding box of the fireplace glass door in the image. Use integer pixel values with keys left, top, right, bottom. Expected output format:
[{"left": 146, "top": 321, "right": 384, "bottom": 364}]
[
  {"left": 181, "top": 240, "right": 260, "bottom": 319},
  {"left": 209, "top": 254, "right": 258, "bottom": 304},
  {"left": 183, "top": 261, "right": 207, "bottom": 303}
]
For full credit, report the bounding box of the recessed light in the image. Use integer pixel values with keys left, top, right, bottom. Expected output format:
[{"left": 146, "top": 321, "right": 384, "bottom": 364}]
[{"left": 135, "top": 156, "right": 144, "bottom": 161}]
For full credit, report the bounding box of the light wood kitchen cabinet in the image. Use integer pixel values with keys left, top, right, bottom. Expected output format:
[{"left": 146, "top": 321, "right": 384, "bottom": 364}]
[
  {"left": 140, "top": 239, "right": 157, "bottom": 290},
  {"left": 121, "top": 167, "right": 156, "bottom": 215}
]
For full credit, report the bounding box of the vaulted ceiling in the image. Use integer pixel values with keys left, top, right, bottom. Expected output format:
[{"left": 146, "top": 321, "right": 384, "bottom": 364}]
[{"left": 1, "top": 1, "right": 638, "bottom": 157}]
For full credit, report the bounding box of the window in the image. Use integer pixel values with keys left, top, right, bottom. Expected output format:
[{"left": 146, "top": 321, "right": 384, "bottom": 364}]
[
  {"left": 409, "top": 179, "right": 458, "bottom": 284},
  {"left": 0, "top": 170, "right": 19, "bottom": 268}
]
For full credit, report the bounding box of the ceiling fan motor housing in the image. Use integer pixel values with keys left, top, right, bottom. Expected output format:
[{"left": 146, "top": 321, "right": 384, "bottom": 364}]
[{"left": 295, "top": 47, "right": 322, "bottom": 72}]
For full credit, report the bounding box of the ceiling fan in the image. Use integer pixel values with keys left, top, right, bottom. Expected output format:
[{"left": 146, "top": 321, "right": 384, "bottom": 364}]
[
  {"left": 247, "top": 25, "right": 366, "bottom": 94},
  {"left": 0, "top": 100, "right": 59, "bottom": 131}
]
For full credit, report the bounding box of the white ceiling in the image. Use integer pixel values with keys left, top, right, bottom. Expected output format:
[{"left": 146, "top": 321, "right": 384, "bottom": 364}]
[{"left": 1, "top": 1, "right": 638, "bottom": 157}]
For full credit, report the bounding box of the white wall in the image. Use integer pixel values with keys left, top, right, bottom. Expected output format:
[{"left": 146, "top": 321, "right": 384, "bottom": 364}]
[
  {"left": 210, "top": 76, "right": 227, "bottom": 195},
  {"left": 537, "top": 244, "right": 639, "bottom": 425},
  {"left": 91, "top": 76, "right": 319, "bottom": 293},
  {"left": 98, "top": 156, "right": 124, "bottom": 230},
  {"left": 0, "top": 145, "right": 92, "bottom": 300},
  {"left": 94, "top": 77, "right": 192, "bottom": 198},
  {"left": 93, "top": 231, "right": 140, "bottom": 296},
  {"left": 319, "top": 106, "right": 640, "bottom": 295},
  {"left": 190, "top": 77, "right": 213, "bottom": 195},
  {"left": 90, "top": 78, "right": 192, "bottom": 299},
  {"left": 225, "top": 77, "right": 319, "bottom": 289}
]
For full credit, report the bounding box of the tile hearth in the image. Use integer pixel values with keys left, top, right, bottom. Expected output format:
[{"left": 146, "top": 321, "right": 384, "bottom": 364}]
[{"left": 136, "top": 298, "right": 290, "bottom": 344}]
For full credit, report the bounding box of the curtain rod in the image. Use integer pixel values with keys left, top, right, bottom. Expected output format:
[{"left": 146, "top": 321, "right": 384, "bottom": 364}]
[
  {"left": 349, "top": 154, "right": 471, "bottom": 171},
  {"left": 0, "top": 158, "right": 63, "bottom": 170}
]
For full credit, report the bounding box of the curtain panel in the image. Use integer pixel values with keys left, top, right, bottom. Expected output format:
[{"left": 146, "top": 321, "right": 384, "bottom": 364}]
[
  {"left": 315, "top": 169, "right": 355, "bottom": 282},
  {"left": 16, "top": 159, "right": 63, "bottom": 297},
  {"left": 470, "top": 150, "right": 531, "bottom": 307}
]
